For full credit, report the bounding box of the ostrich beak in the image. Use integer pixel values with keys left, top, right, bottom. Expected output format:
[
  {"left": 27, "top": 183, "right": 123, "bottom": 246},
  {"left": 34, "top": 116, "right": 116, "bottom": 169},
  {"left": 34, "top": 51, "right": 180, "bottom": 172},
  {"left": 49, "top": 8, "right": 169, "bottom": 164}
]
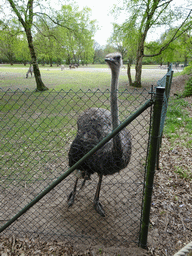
[{"left": 105, "top": 57, "right": 113, "bottom": 62}]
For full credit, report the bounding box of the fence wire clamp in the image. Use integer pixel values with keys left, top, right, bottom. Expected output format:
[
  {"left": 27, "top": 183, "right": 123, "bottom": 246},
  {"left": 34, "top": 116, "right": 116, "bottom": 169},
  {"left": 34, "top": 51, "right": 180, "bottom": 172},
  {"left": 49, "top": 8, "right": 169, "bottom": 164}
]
[
  {"left": 144, "top": 182, "right": 154, "bottom": 189},
  {"left": 151, "top": 135, "right": 161, "bottom": 139}
]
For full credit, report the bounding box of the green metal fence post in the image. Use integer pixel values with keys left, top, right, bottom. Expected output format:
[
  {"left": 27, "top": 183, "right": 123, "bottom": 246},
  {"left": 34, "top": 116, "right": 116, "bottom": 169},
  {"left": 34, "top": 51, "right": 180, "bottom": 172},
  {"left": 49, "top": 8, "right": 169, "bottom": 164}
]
[{"left": 139, "top": 87, "right": 165, "bottom": 249}]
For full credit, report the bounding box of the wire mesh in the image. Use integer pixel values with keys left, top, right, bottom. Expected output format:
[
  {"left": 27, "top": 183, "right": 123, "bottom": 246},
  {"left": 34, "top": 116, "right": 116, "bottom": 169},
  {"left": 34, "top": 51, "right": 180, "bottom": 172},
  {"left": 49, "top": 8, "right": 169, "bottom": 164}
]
[
  {"left": 157, "top": 64, "right": 173, "bottom": 136},
  {"left": 0, "top": 88, "right": 152, "bottom": 247},
  {"left": 156, "top": 65, "right": 173, "bottom": 170}
]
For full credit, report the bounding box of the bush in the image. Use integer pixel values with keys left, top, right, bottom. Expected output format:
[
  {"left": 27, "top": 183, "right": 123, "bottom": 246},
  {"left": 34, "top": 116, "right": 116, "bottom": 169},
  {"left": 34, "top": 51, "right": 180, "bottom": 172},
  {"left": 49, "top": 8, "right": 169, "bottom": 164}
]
[
  {"left": 183, "top": 76, "right": 192, "bottom": 97},
  {"left": 182, "top": 62, "right": 192, "bottom": 75}
]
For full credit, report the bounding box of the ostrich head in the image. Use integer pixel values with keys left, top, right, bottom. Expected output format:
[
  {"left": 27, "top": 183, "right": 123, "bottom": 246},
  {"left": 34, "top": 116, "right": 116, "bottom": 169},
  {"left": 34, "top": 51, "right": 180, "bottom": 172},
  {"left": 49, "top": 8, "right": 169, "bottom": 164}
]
[{"left": 105, "top": 52, "right": 122, "bottom": 73}]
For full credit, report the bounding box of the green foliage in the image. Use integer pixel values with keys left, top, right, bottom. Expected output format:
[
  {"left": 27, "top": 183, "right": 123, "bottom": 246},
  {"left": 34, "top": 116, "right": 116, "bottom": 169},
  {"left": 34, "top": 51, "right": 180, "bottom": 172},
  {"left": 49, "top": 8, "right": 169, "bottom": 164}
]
[
  {"left": 174, "top": 166, "right": 192, "bottom": 180},
  {"left": 111, "top": 1, "right": 192, "bottom": 66},
  {"left": 182, "top": 62, "right": 192, "bottom": 75},
  {"left": 110, "top": 22, "right": 138, "bottom": 63},
  {"left": 164, "top": 98, "right": 191, "bottom": 145},
  {"left": 110, "top": 0, "right": 192, "bottom": 87},
  {"left": 182, "top": 76, "right": 192, "bottom": 97},
  {"left": 177, "top": 62, "right": 192, "bottom": 98},
  {"left": 53, "top": 4, "right": 95, "bottom": 65},
  {"left": 0, "top": 19, "right": 24, "bottom": 64},
  {"left": 1, "top": 2, "right": 96, "bottom": 66}
]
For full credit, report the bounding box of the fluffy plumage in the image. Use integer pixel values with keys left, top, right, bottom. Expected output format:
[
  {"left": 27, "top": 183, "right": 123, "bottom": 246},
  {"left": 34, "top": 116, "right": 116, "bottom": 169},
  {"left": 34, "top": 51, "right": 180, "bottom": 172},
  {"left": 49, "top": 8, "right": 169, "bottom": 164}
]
[{"left": 68, "top": 53, "right": 132, "bottom": 216}]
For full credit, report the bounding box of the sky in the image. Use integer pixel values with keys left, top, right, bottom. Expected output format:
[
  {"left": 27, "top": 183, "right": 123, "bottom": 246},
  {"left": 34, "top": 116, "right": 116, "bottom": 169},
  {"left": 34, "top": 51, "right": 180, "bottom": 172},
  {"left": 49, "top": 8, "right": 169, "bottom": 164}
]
[
  {"left": 70, "top": 0, "right": 190, "bottom": 46},
  {"left": 69, "top": 0, "right": 125, "bottom": 46}
]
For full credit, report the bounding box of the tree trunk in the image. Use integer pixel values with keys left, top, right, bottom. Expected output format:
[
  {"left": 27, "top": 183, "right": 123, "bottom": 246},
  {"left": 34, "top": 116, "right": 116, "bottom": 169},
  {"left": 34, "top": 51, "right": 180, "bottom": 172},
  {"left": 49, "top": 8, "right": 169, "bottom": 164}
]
[
  {"left": 49, "top": 58, "right": 53, "bottom": 67},
  {"left": 133, "top": 30, "right": 148, "bottom": 87},
  {"left": 127, "top": 62, "right": 132, "bottom": 86},
  {"left": 26, "top": 28, "right": 48, "bottom": 91},
  {"left": 134, "top": 44, "right": 143, "bottom": 88},
  {"left": 184, "top": 55, "right": 188, "bottom": 67},
  {"left": 134, "top": 56, "right": 143, "bottom": 87}
]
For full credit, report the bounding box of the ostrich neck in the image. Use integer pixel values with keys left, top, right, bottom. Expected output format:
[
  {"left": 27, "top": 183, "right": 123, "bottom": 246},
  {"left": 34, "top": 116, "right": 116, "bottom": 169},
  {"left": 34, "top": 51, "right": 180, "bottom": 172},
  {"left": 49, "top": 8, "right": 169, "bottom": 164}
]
[
  {"left": 111, "top": 69, "right": 120, "bottom": 130},
  {"left": 110, "top": 68, "right": 123, "bottom": 159}
]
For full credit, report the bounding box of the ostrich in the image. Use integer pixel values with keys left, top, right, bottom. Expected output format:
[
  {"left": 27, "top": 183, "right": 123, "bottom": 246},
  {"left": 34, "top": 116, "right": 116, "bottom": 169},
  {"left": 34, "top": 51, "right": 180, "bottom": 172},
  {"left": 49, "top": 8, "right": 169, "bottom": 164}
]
[
  {"left": 68, "top": 52, "right": 132, "bottom": 217},
  {"left": 26, "top": 65, "right": 33, "bottom": 78}
]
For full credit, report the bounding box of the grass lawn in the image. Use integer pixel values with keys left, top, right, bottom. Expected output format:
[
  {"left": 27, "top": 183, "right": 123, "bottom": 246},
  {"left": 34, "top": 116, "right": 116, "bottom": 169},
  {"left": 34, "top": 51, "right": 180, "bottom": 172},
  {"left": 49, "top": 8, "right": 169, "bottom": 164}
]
[
  {"left": 0, "top": 84, "right": 150, "bottom": 186},
  {"left": 0, "top": 64, "right": 167, "bottom": 91}
]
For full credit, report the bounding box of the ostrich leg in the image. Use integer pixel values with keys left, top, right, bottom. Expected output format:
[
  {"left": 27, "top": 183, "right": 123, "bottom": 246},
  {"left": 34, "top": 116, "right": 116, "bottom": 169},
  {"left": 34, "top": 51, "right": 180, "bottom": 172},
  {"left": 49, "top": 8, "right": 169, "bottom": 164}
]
[
  {"left": 68, "top": 177, "right": 78, "bottom": 207},
  {"left": 94, "top": 174, "right": 105, "bottom": 217},
  {"left": 80, "top": 171, "right": 91, "bottom": 189}
]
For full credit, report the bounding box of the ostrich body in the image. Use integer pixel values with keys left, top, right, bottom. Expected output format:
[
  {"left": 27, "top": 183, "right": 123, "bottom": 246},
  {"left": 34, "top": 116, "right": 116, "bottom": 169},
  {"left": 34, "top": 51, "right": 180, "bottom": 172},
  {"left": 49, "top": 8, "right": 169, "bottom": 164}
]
[
  {"left": 68, "top": 53, "right": 132, "bottom": 216},
  {"left": 26, "top": 65, "right": 33, "bottom": 78}
]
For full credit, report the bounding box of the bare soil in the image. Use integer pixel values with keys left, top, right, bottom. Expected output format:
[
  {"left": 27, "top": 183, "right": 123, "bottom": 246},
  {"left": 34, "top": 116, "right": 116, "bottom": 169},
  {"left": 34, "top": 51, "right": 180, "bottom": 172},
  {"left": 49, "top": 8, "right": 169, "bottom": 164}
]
[{"left": 0, "top": 74, "right": 191, "bottom": 256}]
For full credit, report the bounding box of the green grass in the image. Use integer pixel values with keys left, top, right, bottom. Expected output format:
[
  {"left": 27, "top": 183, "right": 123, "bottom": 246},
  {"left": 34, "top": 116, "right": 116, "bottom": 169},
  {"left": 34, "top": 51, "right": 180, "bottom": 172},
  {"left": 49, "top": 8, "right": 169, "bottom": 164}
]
[
  {"left": 0, "top": 64, "right": 166, "bottom": 91},
  {"left": 1, "top": 87, "right": 150, "bottom": 186},
  {"left": 0, "top": 65, "right": 117, "bottom": 91},
  {"left": 174, "top": 166, "right": 192, "bottom": 180},
  {"left": 163, "top": 97, "right": 192, "bottom": 180},
  {"left": 164, "top": 98, "right": 192, "bottom": 145}
]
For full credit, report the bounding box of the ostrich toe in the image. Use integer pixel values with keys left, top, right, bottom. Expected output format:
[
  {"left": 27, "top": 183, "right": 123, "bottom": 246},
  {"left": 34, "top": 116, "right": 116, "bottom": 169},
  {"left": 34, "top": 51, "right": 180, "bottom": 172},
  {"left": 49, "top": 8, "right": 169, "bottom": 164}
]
[
  {"left": 67, "top": 191, "right": 75, "bottom": 207},
  {"left": 94, "top": 200, "right": 105, "bottom": 217}
]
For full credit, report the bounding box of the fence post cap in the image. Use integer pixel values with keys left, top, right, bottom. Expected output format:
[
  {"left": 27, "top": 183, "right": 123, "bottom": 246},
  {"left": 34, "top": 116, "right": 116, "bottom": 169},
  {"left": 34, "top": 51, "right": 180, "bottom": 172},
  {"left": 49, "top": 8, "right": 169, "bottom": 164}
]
[{"left": 156, "top": 86, "right": 165, "bottom": 90}]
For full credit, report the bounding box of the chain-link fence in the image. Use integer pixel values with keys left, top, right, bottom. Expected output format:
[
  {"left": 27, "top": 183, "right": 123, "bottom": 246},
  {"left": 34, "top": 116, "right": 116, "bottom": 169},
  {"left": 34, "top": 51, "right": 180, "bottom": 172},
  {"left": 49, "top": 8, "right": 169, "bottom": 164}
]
[
  {"left": 156, "top": 64, "right": 174, "bottom": 169},
  {"left": 0, "top": 87, "right": 154, "bottom": 248}
]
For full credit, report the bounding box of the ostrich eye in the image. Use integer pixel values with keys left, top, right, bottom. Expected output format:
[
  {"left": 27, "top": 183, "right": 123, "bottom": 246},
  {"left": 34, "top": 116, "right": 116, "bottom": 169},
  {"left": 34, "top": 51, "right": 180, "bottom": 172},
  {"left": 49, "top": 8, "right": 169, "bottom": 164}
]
[{"left": 115, "top": 56, "right": 120, "bottom": 61}]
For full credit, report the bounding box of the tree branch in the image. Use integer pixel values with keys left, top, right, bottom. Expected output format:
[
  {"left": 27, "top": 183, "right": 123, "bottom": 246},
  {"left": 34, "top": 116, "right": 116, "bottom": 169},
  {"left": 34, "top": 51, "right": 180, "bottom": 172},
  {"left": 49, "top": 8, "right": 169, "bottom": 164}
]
[
  {"left": 156, "top": 0, "right": 173, "bottom": 10},
  {"left": 144, "top": 9, "right": 192, "bottom": 57},
  {"left": 27, "top": 0, "right": 33, "bottom": 26},
  {"left": 7, "top": 0, "right": 25, "bottom": 28},
  {"left": 35, "top": 12, "right": 74, "bottom": 32},
  {"left": 33, "top": 23, "right": 59, "bottom": 42}
]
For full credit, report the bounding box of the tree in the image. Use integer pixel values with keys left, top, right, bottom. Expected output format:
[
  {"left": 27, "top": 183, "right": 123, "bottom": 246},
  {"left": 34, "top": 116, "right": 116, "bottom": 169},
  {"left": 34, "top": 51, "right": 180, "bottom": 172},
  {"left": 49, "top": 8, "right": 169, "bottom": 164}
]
[
  {"left": 175, "top": 31, "right": 192, "bottom": 66},
  {"left": 33, "top": 4, "right": 95, "bottom": 66},
  {"left": 0, "top": 24, "right": 18, "bottom": 64},
  {"left": 34, "top": 18, "right": 56, "bottom": 66},
  {"left": 113, "top": 0, "right": 192, "bottom": 87},
  {"left": 54, "top": 4, "right": 95, "bottom": 65},
  {"left": 110, "top": 23, "right": 138, "bottom": 86},
  {"left": 5, "top": 0, "right": 48, "bottom": 91},
  {"left": 15, "top": 33, "right": 31, "bottom": 65},
  {"left": 145, "top": 29, "right": 192, "bottom": 66}
]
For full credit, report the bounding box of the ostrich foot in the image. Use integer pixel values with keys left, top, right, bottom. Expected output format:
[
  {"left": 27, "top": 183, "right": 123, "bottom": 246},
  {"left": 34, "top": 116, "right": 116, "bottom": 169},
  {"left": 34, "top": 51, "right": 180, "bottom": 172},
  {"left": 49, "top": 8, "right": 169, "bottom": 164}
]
[
  {"left": 67, "top": 191, "right": 75, "bottom": 207},
  {"left": 94, "top": 200, "right": 105, "bottom": 217}
]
